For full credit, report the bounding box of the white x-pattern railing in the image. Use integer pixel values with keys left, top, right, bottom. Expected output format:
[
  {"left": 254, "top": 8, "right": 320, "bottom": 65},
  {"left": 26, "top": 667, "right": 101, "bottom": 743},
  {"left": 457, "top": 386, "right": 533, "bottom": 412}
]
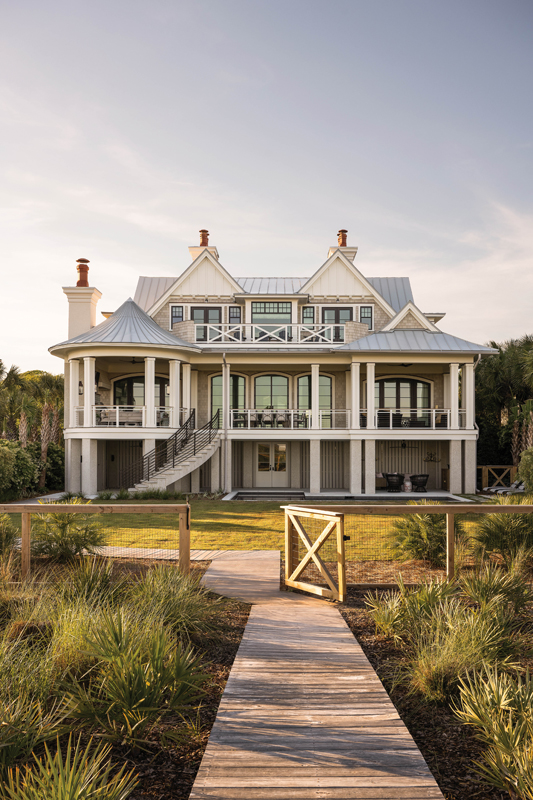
[{"left": 194, "top": 323, "right": 346, "bottom": 344}]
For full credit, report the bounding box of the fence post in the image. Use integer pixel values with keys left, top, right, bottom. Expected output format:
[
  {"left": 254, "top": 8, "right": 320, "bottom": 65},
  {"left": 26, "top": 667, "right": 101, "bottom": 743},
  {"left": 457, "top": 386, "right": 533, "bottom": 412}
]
[
  {"left": 179, "top": 505, "right": 190, "bottom": 575},
  {"left": 337, "top": 515, "right": 346, "bottom": 603},
  {"left": 482, "top": 466, "right": 488, "bottom": 489},
  {"left": 446, "top": 512, "right": 455, "bottom": 579},
  {"left": 285, "top": 511, "right": 294, "bottom": 581},
  {"left": 21, "top": 512, "right": 31, "bottom": 579}
]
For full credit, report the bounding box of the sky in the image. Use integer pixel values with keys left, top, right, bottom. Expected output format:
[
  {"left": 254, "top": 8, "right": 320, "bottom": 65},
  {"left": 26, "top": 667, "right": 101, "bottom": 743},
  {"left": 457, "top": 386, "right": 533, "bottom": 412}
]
[{"left": 0, "top": 0, "right": 532, "bottom": 372}]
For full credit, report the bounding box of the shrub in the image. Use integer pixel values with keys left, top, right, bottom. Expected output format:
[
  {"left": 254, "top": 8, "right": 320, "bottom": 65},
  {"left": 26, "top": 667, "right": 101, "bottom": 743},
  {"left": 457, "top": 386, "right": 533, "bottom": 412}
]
[
  {"left": 0, "top": 514, "right": 18, "bottom": 556},
  {"left": 115, "top": 488, "right": 131, "bottom": 500},
  {"left": 454, "top": 667, "right": 533, "bottom": 798},
  {"left": 459, "top": 561, "right": 533, "bottom": 613},
  {"left": 2, "top": 735, "right": 138, "bottom": 800},
  {"left": 127, "top": 564, "right": 221, "bottom": 641},
  {"left": 57, "top": 557, "right": 119, "bottom": 605},
  {"left": 0, "top": 697, "right": 66, "bottom": 779},
  {"left": 471, "top": 495, "right": 533, "bottom": 567},
  {"left": 96, "top": 490, "right": 114, "bottom": 501},
  {"left": 66, "top": 610, "right": 205, "bottom": 748},
  {"left": 0, "top": 442, "right": 39, "bottom": 501},
  {"left": 519, "top": 448, "right": 533, "bottom": 492},
  {"left": 389, "top": 501, "right": 465, "bottom": 567},
  {"left": 31, "top": 499, "right": 106, "bottom": 560}
]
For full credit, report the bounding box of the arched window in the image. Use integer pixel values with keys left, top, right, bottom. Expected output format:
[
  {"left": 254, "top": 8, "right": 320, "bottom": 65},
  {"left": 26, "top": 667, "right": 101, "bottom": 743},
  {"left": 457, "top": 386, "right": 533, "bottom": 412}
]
[
  {"left": 297, "top": 375, "right": 332, "bottom": 410},
  {"left": 374, "top": 379, "right": 430, "bottom": 410},
  {"left": 211, "top": 375, "right": 245, "bottom": 422},
  {"left": 254, "top": 375, "right": 289, "bottom": 409},
  {"left": 113, "top": 376, "right": 169, "bottom": 406}
]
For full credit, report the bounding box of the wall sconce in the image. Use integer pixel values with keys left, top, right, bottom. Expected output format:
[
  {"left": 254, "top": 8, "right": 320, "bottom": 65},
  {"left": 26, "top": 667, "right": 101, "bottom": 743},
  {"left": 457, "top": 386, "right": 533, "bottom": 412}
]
[
  {"left": 78, "top": 381, "right": 83, "bottom": 395},
  {"left": 401, "top": 440, "right": 406, "bottom": 449}
]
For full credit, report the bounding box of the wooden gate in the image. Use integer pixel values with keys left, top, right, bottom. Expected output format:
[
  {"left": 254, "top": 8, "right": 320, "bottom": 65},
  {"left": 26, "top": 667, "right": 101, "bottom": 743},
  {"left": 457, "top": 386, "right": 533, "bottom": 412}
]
[{"left": 284, "top": 505, "right": 346, "bottom": 602}]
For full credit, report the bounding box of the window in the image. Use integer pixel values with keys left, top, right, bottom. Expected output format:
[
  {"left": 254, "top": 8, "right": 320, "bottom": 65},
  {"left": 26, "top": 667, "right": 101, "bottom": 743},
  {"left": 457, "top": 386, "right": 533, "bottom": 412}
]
[
  {"left": 302, "top": 306, "right": 314, "bottom": 325},
  {"left": 170, "top": 305, "right": 183, "bottom": 326},
  {"left": 254, "top": 375, "right": 289, "bottom": 409},
  {"left": 211, "top": 375, "right": 245, "bottom": 426},
  {"left": 322, "top": 307, "right": 352, "bottom": 342},
  {"left": 297, "top": 375, "right": 332, "bottom": 410},
  {"left": 251, "top": 302, "right": 292, "bottom": 323},
  {"left": 374, "top": 379, "right": 430, "bottom": 410},
  {"left": 229, "top": 306, "right": 241, "bottom": 324},
  {"left": 360, "top": 306, "right": 373, "bottom": 329},
  {"left": 113, "top": 376, "right": 169, "bottom": 407},
  {"left": 192, "top": 307, "right": 221, "bottom": 341}
]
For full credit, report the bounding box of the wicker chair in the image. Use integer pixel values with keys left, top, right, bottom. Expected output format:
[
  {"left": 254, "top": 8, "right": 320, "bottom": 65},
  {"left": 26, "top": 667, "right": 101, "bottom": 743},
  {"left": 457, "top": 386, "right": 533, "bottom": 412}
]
[
  {"left": 384, "top": 473, "right": 404, "bottom": 492},
  {"left": 410, "top": 474, "right": 429, "bottom": 492}
]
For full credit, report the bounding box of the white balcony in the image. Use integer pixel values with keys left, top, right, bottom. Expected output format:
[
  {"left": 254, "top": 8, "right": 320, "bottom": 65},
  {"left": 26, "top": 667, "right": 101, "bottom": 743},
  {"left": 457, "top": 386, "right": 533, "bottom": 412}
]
[
  {"left": 194, "top": 323, "right": 347, "bottom": 345},
  {"left": 361, "top": 408, "right": 467, "bottom": 429},
  {"left": 229, "top": 409, "right": 351, "bottom": 429}
]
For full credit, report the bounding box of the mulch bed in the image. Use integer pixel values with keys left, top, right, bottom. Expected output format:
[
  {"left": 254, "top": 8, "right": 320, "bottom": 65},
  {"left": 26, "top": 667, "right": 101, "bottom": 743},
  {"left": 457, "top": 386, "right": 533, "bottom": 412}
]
[{"left": 339, "top": 589, "right": 507, "bottom": 800}]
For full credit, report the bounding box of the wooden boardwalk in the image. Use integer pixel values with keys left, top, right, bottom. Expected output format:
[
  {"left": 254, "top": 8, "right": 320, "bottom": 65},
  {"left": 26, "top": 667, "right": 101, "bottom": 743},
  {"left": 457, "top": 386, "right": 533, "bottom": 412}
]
[{"left": 191, "top": 553, "right": 444, "bottom": 799}]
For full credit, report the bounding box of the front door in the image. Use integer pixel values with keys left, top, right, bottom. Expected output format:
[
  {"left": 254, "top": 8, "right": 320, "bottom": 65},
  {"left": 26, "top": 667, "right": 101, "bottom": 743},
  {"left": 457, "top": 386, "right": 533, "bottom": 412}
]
[{"left": 256, "top": 443, "right": 289, "bottom": 487}]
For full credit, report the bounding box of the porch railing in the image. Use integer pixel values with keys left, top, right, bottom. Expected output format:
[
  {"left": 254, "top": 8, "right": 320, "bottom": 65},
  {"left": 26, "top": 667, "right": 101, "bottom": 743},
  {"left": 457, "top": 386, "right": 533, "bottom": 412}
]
[
  {"left": 229, "top": 409, "right": 351, "bottom": 429},
  {"left": 360, "top": 408, "right": 467, "bottom": 429},
  {"left": 194, "top": 323, "right": 347, "bottom": 344}
]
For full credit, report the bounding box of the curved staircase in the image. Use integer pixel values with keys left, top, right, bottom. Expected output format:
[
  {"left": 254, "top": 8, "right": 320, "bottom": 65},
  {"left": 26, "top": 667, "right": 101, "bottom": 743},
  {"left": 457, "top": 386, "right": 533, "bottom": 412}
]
[{"left": 119, "top": 411, "right": 221, "bottom": 492}]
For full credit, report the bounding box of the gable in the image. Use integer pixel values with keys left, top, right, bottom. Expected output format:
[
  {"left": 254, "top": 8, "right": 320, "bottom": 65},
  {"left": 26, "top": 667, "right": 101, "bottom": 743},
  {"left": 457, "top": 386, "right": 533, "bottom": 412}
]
[
  {"left": 174, "top": 254, "right": 238, "bottom": 297},
  {"left": 381, "top": 301, "right": 439, "bottom": 333},
  {"left": 305, "top": 256, "right": 370, "bottom": 298},
  {"left": 394, "top": 310, "right": 427, "bottom": 330}
]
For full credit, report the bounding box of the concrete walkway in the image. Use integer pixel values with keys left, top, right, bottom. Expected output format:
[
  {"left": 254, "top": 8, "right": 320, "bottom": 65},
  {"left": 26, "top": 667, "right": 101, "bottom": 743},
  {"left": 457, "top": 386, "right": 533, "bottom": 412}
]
[{"left": 192, "top": 551, "right": 444, "bottom": 799}]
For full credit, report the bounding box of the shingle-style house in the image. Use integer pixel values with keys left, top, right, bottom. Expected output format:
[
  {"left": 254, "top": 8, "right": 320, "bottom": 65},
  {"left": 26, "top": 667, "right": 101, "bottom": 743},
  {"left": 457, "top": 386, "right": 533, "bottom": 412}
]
[{"left": 50, "top": 230, "right": 496, "bottom": 496}]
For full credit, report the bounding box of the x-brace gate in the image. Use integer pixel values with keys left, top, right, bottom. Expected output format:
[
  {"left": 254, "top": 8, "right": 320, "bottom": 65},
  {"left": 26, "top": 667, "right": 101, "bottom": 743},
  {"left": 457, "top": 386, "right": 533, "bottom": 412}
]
[{"left": 283, "top": 505, "right": 346, "bottom": 602}]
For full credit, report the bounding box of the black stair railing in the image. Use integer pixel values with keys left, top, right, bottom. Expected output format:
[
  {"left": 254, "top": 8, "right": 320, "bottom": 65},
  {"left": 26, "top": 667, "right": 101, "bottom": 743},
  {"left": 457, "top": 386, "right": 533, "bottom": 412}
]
[
  {"left": 119, "top": 410, "right": 221, "bottom": 489},
  {"left": 119, "top": 410, "right": 195, "bottom": 489}
]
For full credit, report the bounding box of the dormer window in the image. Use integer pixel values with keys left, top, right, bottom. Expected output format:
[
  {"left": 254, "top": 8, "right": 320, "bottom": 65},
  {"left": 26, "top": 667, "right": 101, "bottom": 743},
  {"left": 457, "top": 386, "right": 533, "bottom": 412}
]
[{"left": 360, "top": 306, "right": 373, "bottom": 330}]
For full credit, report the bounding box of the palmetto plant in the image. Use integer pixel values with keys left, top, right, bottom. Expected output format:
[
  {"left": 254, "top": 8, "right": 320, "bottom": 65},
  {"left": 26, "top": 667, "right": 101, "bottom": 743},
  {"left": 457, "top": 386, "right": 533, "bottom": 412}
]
[
  {"left": 471, "top": 495, "right": 533, "bottom": 567},
  {"left": 31, "top": 499, "right": 106, "bottom": 560},
  {"left": 2, "top": 735, "right": 138, "bottom": 800},
  {"left": 0, "top": 697, "right": 67, "bottom": 779}
]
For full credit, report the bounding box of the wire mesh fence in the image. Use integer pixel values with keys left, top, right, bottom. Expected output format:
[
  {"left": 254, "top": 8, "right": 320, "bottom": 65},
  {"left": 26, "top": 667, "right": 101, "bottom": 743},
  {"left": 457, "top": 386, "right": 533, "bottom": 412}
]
[{"left": 0, "top": 504, "right": 191, "bottom": 577}]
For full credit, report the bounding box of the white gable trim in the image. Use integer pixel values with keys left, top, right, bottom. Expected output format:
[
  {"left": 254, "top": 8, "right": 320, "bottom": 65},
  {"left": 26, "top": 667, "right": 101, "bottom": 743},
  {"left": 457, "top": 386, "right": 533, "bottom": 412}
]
[
  {"left": 381, "top": 301, "right": 439, "bottom": 332},
  {"left": 147, "top": 250, "right": 243, "bottom": 316},
  {"left": 299, "top": 249, "right": 396, "bottom": 317}
]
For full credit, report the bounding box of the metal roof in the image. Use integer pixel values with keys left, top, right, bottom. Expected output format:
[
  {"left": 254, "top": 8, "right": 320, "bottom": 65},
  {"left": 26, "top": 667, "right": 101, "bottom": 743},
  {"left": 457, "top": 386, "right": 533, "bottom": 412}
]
[
  {"left": 366, "top": 277, "right": 413, "bottom": 312},
  {"left": 235, "top": 277, "right": 308, "bottom": 294},
  {"left": 134, "top": 276, "right": 175, "bottom": 311},
  {"left": 340, "top": 330, "right": 498, "bottom": 354},
  {"left": 53, "top": 298, "right": 198, "bottom": 349}
]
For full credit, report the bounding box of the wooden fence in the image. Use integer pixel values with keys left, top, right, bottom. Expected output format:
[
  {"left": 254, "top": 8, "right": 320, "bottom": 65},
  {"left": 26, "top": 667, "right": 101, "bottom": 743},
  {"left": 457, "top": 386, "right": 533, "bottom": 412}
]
[
  {"left": 0, "top": 503, "right": 191, "bottom": 579},
  {"left": 283, "top": 503, "right": 533, "bottom": 603},
  {"left": 478, "top": 465, "right": 518, "bottom": 489}
]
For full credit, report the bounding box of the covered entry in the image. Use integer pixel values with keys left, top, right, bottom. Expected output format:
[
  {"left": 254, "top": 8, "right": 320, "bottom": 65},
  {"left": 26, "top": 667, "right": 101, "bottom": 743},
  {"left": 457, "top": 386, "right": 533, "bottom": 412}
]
[{"left": 256, "top": 442, "right": 289, "bottom": 487}]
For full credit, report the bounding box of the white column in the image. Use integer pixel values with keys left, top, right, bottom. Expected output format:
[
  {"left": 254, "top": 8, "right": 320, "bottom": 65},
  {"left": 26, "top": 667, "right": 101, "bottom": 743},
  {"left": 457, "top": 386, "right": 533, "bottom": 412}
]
[
  {"left": 144, "top": 357, "right": 155, "bottom": 427},
  {"left": 211, "top": 449, "right": 220, "bottom": 492},
  {"left": 69, "top": 359, "right": 80, "bottom": 428},
  {"left": 351, "top": 361, "right": 360, "bottom": 429},
  {"left": 66, "top": 439, "right": 82, "bottom": 493},
  {"left": 222, "top": 361, "right": 230, "bottom": 431},
  {"left": 349, "top": 439, "right": 362, "bottom": 495},
  {"left": 83, "top": 357, "right": 95, "bottom": 427},
  {"left": 190, "top": 467, "right": 200, "bottom": 493},
  {"left": 311, "top": 363, "right": 320, "bottom": 429},
  {"left": 182, "top": 363, "right": 191, "bottom": 417},
  {"left": 191, "top": 370, "right": 198, "bottom": 420},
  {"left": 364, "top": 439, "right": 376, "bottom": 495},
  {"left": 463, "top": 363, "right": 475, "bottom": 429},
  {"left": 81, "top": 438, "right": 98, "bottom": 495},
  {"left": 450, "top": 363, "right": 460, "bottom": 429},
  {"left": 143, "top": 439, "right": 155, "bottom": 456},
  {"left": 224, "top": 439, "right": 232, "bottom": 493},
  {"left": 309, "top": 439, "right": 321, "bottom": 494},
  {"left": 449, "top": 439, "right": 462, "bottom": 494},
  {"left": 464, "top": 439, "right": 477, "bottom": 493},
  {"left": 169, "top": 360, "right": 181, "bottom": 427},
  {"left": 366, "top": 362, "right": 375, "bottom": 429}
]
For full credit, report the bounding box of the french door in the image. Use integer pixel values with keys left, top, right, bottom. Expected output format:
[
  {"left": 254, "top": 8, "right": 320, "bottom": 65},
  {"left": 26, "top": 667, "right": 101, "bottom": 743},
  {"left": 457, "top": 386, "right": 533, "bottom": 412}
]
[
  {"left": 256, "top": 443, "right": 289, "bottom": 487},
  {"left": 322, "top": 308, "right": 353, "bottom": 342}
]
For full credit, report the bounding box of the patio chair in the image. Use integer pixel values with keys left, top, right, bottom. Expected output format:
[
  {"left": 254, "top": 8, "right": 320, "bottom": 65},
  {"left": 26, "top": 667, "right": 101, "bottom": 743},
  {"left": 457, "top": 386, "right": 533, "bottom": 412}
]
[
  {"left": 410, "top": 474, "right": 429, "bottom": 492},
  {"left": 384, "top": 473, "right": 404, "bottom": 492}
]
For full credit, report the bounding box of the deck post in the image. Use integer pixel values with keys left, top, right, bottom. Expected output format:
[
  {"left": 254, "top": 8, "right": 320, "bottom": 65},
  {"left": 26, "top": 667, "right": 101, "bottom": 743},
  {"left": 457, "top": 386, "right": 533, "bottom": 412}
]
[
  {"left": 179, "top": 505, "right": 190, "bottom": 575},
  {"left": 21, "top": 513, "right": 31, "bottom": 579},
  {"left": 285, "top": 511, "right": 295, "bottom": 581},
  {"left": 446, "top": 512, "right": 454, "bottom": 579},
  {"left": 337, "top": 516, "right": 346, "bottom": 602}
]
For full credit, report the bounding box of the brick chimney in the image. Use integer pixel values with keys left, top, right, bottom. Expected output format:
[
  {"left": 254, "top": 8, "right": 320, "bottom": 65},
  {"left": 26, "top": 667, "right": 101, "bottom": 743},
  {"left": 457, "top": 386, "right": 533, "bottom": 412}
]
[
  {"left": 188, "top": 228, "right": 219, "bottom": 262},
  {"left": 328, "top": 229, "right": 358, "bottom": 262},
  {"left": 63, "top": 258, "right": 102, "bottom": 339}
]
